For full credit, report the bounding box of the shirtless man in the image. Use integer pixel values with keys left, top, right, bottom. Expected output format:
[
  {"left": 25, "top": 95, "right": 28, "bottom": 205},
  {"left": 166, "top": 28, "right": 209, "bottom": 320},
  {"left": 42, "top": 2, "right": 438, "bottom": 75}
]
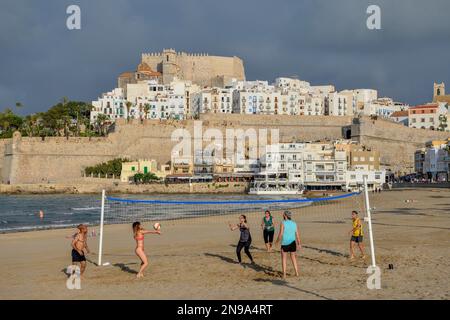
[{"left": 71, "top": 224, "right": 90, "bottom": 276}]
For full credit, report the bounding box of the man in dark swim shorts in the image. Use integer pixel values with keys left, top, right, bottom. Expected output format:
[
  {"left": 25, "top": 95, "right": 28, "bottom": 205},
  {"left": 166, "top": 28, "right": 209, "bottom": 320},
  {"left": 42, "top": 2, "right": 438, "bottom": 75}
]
[{"left": 71, "top": 224, "right": 90, "bottom": 275}]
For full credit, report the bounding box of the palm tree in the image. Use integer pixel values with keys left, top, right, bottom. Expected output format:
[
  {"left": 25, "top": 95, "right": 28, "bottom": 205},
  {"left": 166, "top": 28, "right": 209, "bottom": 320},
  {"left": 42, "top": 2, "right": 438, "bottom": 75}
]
[
  {"left": 95, "top": 114, "right": 110, "bottom": 136},
  {"left": 138, "top": 104, "right": 144, "bottom": 122},
  {"left": 438, "top": 114, "right": 448, "bottom": 132},
  {"left": 144, "top": 103, "right": 151, "bottom": 120},
  {"left": 125, "top": 101, "right": 132, "bottom": 121}
]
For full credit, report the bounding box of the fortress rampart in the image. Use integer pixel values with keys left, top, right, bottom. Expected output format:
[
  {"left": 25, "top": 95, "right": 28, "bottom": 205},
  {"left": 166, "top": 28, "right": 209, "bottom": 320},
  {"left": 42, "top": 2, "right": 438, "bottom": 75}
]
[
  {"left": 141, "top": 49, "right": 245, "bottom": 86},
  {"left": 1, "top": 115, "right": 448, "bottom": 184}
]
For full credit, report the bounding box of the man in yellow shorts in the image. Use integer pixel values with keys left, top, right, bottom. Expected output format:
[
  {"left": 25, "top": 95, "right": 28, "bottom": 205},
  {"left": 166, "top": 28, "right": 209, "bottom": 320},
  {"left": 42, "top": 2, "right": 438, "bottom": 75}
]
[{"left": 348, "top": 211, "right": 366, "bottom": 260}]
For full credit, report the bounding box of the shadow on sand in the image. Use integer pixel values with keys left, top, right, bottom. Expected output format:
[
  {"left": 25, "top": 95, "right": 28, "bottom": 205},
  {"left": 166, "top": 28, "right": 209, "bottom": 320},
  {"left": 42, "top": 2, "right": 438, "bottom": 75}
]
[
  {"left": 204, "top": 253, "right": 281, "bottom": 277},
  {"left": 113, "top": 262, "right": 139, "bottom": 275},
  {"left": 253, "top": 278, "right": 333, "bottom": 300},
  {"left": 302, "top": 245, "right": 346, "bottom": 257}
]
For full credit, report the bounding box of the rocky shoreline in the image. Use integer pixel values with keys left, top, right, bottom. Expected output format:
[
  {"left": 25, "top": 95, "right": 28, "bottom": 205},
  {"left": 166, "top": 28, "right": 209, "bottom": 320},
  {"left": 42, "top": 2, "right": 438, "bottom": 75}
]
[{"left": 0, "top": 181, "right": 250, "bottom": 195}]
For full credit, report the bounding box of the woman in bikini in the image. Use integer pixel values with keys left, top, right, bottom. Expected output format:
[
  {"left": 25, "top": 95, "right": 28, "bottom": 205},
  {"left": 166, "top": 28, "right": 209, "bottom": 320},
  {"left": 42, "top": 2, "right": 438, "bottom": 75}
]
[{"left": 132, "top": 221, "right": 161, "bottom": 278}]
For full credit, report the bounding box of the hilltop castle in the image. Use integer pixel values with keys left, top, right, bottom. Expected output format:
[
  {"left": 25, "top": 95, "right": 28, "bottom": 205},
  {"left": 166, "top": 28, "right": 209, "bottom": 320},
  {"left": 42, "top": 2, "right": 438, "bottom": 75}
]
[{"left": 118, "top": 48, "right": 246, "bottom": 90}]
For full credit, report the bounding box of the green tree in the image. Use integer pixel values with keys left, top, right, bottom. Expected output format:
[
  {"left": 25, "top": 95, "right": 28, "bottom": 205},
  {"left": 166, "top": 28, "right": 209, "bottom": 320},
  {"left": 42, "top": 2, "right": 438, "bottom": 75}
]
[
  {"left": 125, "top": 101, "right": 132, "bottom": 121},
  {"left": 142, "top": 172, "right": 159, "bottom": 183},
  {"left": 438, "top": 114, "right": 448, "bottom": 132},
  {"left": 85, "top": 158, "right": 128, "bottom": 177},
  {"left": 144, "top": 103, "right": 151, "bottom": 120},
  {"left": 0, "top": 108, "right": 23, "bottom": 138},
  {"left": 95, "top": 114, "right": 110, "bottom": 136},
  {"left": 133, "top": 173, "right": 144, "bottom": 184}
]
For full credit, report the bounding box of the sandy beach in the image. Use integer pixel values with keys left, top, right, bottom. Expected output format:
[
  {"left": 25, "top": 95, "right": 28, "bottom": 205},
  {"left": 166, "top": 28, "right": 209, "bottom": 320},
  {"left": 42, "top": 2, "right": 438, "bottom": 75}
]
[{"left": 0, "top": 188, "right": 449, "bottom": 300}]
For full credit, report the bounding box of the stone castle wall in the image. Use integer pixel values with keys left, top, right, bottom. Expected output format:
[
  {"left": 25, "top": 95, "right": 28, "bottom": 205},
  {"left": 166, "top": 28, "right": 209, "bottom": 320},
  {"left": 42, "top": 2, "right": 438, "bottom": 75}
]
[
  {"left": 1, "top": 115, "right": 449, "bottom": 184},
  {"left": 0, "top": 138, "right": 10, "bottom": 182},
  {"left": 141, "top": 51, "right": 245, "bottom": 86},
  {"left": 351, "top": 117, "right": 449, "bottom": 172}
]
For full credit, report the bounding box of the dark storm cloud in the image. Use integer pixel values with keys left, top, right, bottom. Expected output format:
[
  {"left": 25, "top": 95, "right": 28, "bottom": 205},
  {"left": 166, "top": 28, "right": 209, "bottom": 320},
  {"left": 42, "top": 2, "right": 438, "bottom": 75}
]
[{"left": 0, "top": 0, "right": 449, "bottom": 114}]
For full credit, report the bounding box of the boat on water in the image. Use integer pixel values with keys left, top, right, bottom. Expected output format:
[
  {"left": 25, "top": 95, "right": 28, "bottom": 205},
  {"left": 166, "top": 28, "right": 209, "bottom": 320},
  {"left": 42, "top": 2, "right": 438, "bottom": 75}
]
[
  {"left": 249, "top": 188, "right": 304, "bottom": 195},
  {"left": 248, "top": 173, "right": 304, "bottom": 195}
]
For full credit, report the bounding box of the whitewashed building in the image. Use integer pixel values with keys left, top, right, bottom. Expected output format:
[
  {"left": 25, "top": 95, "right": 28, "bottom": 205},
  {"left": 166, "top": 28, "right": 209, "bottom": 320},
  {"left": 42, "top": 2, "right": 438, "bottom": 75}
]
[
  {"left": 345, "top": 170, "right": 386, "bottom": 191},
  {"left": 259, "top": 142, "right": 348, "bottom": 190},
  {"left": 422, "top": 139, "right": 450, "bottom": 181},
  {"left": 409, "top": 103, "right": 448, "bottom": 131},
  {"left": 192, "top": 87, "right": 234, "bottom": 114},
  {"left": 327, "top": 91, "right": 356, "bottom": 116},
  {"left": 364, "top": 97, "right": 405, "bottom": 118},
  {"left": 90, "top": 88, "right": 127, "bottom": 123},
  {"left": 91, "top": 79, "right": 200, "bottom": 123},
  {"left": 305, "top": 95, "right": 325, "bottom": 115}
]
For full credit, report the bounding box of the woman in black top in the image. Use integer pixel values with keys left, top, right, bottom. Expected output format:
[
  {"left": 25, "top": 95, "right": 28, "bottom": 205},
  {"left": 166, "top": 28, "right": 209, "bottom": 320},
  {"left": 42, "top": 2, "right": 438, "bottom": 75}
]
[{"left": 229, "top": 215, "right": 254, "bottom": 264}]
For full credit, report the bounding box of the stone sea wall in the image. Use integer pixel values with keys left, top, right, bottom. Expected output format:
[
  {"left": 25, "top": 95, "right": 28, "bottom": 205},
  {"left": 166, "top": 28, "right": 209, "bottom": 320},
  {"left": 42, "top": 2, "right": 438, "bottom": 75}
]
[{"left": 1, "top": 114, "right": 449, "bottom": 187}]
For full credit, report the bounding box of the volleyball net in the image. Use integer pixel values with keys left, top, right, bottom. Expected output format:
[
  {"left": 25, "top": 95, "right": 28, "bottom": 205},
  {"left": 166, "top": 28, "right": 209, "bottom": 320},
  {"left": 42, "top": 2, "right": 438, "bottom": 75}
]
[{"left": 97, "top": 179, "right": 377, "bottom": 268}]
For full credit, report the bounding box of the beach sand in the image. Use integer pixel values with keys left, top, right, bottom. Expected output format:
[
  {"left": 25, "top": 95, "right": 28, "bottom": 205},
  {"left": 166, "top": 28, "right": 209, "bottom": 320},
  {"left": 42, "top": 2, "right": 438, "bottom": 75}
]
[{"left": 0, "top": 189, "right": 449, "bottom": 300}]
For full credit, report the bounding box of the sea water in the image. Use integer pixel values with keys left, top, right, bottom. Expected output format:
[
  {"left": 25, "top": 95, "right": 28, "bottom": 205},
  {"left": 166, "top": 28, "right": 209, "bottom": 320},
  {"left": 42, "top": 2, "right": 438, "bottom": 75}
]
[{"left": 0, "top": 193, "right": 309, "bottom": 233}]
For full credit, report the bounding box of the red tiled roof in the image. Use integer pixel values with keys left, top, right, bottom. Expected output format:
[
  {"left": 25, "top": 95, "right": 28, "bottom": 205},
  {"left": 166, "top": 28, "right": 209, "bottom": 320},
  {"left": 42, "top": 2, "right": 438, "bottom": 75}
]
[
  {"left": 391, "top": 110, "right": 408, "bottom": 117},
  {"left": 409, "top": 104, "right": 438, "bottom": 109},
  {"left": 119, "top": 71, "right": 134, "bottom": 78}
]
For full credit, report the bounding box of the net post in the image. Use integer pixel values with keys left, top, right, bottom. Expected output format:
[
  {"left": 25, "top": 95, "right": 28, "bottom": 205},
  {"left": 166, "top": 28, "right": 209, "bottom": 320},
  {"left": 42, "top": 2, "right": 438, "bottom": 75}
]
[
  {"left": 98, "top": 189, "right": 106, "bottom": 267},
  {"left": 363, "top": 177, "right": 377, "bottom": 267}
]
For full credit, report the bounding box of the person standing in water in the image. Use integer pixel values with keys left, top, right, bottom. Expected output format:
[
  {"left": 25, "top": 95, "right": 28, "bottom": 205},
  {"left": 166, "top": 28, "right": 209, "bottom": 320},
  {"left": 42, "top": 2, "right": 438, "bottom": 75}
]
[
  {"left": 261, "top": 210, "right": 275, "bottom": 252},
  {"left": 71, "top": 224, "right": 90, "bottom": 276},
  {"left": 132, "top": 221, "right": 161, "bottom": 278},
  {"left": 276, "top": 210, "right": 301, "bottom": 279},
  {"left": 348, "top": 210, "right": 366, "bottom": 260},
  {"left": 229, "top": 215, "right": 254, "bottom": 264}
]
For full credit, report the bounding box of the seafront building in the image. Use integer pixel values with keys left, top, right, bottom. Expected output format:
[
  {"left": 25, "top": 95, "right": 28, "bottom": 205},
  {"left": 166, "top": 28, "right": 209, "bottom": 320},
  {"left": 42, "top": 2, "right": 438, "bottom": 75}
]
[
  {"left": 414, "top": 139, "right": 450, "bottom": 181},
  {"left": 118, "top": 138, "right": 389, "bottom": 188},
  {"left": 120, "top": 159, "right": 171, "bottom": 183},
  {"left": 257, "top": 141, "right": 385, "bottom": 191}
]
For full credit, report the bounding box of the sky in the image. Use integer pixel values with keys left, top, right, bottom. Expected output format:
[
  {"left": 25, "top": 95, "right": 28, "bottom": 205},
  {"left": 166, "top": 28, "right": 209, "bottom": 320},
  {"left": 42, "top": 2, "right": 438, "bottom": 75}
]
[{"left": 1, "top": 0, "right": 449, "bottom": 115}]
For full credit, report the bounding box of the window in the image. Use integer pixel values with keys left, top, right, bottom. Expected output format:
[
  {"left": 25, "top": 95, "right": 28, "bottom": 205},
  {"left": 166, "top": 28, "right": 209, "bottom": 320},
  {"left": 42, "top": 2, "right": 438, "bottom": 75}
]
[{"left": 131, "top": 166, "right": 136, "bottom": 171}]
